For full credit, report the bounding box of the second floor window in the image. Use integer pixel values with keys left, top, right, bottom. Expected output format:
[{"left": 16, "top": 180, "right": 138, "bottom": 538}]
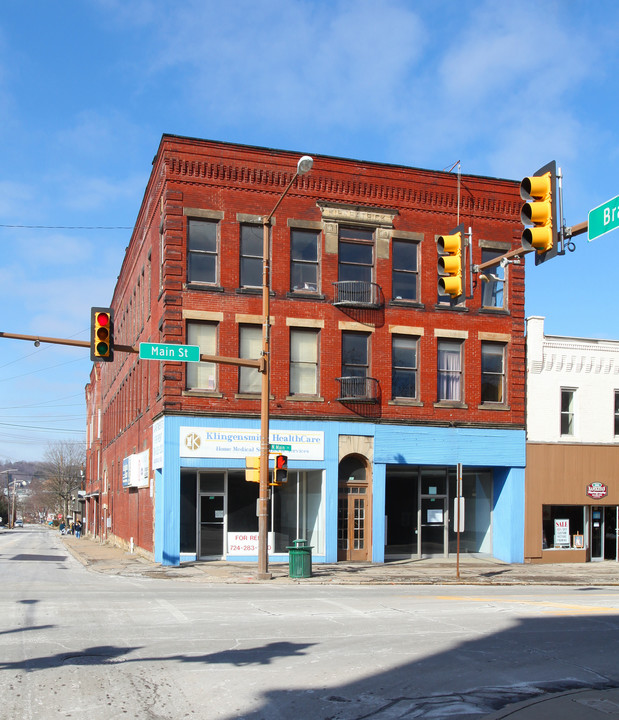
[
  {"left": 240, "top": 224, "right": 263, "bottom": 288},
  {"left": 290, "top": 328, "right": 319, "bottom": 395},
  {"left": 560, "top": 389, "right": 575, "bottom": 436},
  {"left": 437, "top": 340, "right": 462, "bottom": 402},
  {"left": 291, "top": 229, "right": 319, "bottom": 292},
  {"left": 392, "top": 335, "right": 418, "bottom": 399},
  {"left": 186, "top": 322, "right": 217, "bottom": 391},
  {"left": 392, "top": 239, "right": 418, "bottom": 301},
  {"left": 481, "top": 342, "right": 505, "bottom": 403},
  {"left": 187, "top": 219, "right": 218, "bottom": 284},
  {"left": 342, "top": 331, "right": 369, "bottom": 379},
  {"left": 239, "top": 325, "right": 261, "bottom": 393}
]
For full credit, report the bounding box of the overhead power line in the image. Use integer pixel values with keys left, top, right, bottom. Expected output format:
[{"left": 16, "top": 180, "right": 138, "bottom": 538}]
[{"left": 0, "top": 224, "right": 132, "bottom": 230}]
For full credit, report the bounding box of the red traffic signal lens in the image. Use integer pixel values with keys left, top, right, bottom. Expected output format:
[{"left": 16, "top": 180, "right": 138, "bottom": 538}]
[
  {"left": 275, "top": 455, "right": 287, "bottom": 469},
  {"left": 96, "top": 312, "right": 110, "bottom": 327}
]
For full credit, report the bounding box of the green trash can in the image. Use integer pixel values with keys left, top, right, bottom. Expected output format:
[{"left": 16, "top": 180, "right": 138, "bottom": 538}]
[{"left": 287, "top": 539, "right": 313, "bottom": 578}]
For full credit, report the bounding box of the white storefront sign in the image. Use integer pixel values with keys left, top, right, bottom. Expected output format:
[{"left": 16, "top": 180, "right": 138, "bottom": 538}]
[
  {"left": 152, "top": 418, "right": 164, "bottom": 469},
  {"left": 122, "top": 449, "right": 150, "bottom": 488},
  {"left": 554, "top": 518, "right": 570, "bottom": 547},
  {"left": 180, "top": 427, "right": 324, "bottom": 461}
]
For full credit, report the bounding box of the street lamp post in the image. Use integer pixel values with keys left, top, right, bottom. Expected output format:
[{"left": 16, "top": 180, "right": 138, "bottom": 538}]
[{"left": 257, "top": 154, "right": 313, "bottom": 580}]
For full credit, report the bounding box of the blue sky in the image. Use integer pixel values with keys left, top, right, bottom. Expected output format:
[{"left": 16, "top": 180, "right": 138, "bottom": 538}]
[{"left": 1, "top": 0, "right": 618, "bottom": 462}]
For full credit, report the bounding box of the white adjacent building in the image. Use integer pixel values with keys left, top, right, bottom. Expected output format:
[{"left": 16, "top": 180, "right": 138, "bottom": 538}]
[{"left": 525, "top": 316, "right": 619, "bottom": 563}]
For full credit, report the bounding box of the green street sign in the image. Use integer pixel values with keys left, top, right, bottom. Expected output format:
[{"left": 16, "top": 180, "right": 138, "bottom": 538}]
[
  {"left": 139, "top": 342, "right": 201, "bottom": 362},
  {"left": 588, "top": 194, "right": 619, "bottom": 241},
  {"left": 270, "top": 444, "right": 292, "bottom": 452}
]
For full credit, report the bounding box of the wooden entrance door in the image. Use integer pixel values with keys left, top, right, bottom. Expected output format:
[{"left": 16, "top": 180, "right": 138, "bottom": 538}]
[{"left": 338, "top": 485, "right": 369, "bottom": 561}]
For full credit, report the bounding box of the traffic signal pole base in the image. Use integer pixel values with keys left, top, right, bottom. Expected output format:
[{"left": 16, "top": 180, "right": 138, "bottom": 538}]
[{"left": 256, "top": 572, "right": 273, "bottom": 581}]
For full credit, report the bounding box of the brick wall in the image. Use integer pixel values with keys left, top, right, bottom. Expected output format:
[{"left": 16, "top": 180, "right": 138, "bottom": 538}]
[{"left": 90, "top": 135, "right": 526, "bottom": 553}]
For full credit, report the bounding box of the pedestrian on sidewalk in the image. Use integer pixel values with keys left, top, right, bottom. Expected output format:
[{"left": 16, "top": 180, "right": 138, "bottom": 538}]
[{"left": 75, "top": 520, "right": 82, "bottom": 539}]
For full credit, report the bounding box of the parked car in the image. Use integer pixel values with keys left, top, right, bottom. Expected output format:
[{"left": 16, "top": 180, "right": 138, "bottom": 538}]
[{"left": 15, "top": 519, "right": 23, "bottom": 527}]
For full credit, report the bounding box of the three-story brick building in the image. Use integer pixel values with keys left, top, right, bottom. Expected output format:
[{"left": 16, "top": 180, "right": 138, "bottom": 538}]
[{"left": 85, "top": 135, "right": 526, "bottom": 566}]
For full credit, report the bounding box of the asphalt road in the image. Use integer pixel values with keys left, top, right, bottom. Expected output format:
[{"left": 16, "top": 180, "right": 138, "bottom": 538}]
[{"left": 2, "top": 525, "right": 619, "bottom": 720}]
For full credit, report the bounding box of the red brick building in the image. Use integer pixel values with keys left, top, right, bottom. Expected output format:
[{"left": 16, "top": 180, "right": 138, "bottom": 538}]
[{"left": 85, "top": 135, "right": 526, "bottom": 565}]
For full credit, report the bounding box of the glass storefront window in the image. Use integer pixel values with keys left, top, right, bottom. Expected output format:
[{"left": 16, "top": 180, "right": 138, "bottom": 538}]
[
  {"left": 448, "top": 470, "right": 492, "bottom": 554},
  {"left": 385, "top": 466, "right": 493, "bottom": 557},
  {"left": 273, "top": 470, "right": 324, "bottom": 554},
  {"left": 200, "top": 472, "right": 225, "bottom": 493},
  {"left": 542, "top": 505, "right": 585, "bottom": 549},
  {"left": 179, "top": 468, "right": 324, "bottom": 558}
]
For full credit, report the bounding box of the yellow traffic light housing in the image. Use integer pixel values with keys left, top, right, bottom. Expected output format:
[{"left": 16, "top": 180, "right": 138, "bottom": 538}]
[
  {"left": 90, "top": 307, "right": 114, "bottom": 362},
  {"left": 245, "top": 456, "right": 260, "bottom": 483},
  {"left": 437, "top": 224, "right": 464, "bottom": 299},
  {"left": 520, "top": 160, "right": 559, "bottom": 264}
]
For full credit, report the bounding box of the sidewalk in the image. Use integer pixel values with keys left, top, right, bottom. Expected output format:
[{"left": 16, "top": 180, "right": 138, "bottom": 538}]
[{"left": 60, "top": 532, "right": 619, "bottom": 586}]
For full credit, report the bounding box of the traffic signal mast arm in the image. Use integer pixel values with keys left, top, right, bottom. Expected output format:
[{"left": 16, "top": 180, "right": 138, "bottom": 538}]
[
  {"left": 0, "top": 330, "right": 262, "bottom": 368},
  {"left": 474, "top": 219, "right": 588, "bottom": 273}
]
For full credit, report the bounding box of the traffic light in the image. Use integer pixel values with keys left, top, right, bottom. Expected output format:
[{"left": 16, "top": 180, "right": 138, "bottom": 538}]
[
  {"left": 437, "top": 223, "right": 464, "bottom": 298},
  {"left": 275, "top": 454, "right": 288, "bottom": 484},
  {"left": 90, "top": 307, "right": 114, "bottom": 362},
  {"left": 245, "top": 456, "right": 260, "bottom": 483},
  {"left": 520, "top": 160, "right": 559, "bottom": 264}
]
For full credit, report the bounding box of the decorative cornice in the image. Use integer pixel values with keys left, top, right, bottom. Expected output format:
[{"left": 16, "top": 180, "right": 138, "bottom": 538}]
[{"left": 165, "top": 155, "right": 520, "bottom": 220}]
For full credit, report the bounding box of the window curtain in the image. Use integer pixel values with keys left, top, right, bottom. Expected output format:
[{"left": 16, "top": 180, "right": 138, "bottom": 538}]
[
  {"left": 290, "top": 329, "right": 318, "bottom": 394},
  {"left": 187, "top": 323, "right": 217, "bottom": 390},
  {"left": 438, "top": 341, "right": 461, "bottom": 401}
]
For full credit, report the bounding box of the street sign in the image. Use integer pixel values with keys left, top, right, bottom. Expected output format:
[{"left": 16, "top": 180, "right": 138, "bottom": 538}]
[
  {"left": 588, "top": 194, "right": 619, "bottom": 241},
  {"left": 270, "top": 443, "right": 291, "bottom": 452},
  {"left": 139, "top": 342, "right": 201, "bottom": 362}
]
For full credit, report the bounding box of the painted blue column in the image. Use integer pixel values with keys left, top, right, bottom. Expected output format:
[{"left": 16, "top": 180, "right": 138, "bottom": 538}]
[
  {"left": 323, "top": 425, "right": 340, "bottom": 563},
  {"left": 154, "top": 418, "right": 181, "bottom": 566},
  {"left": 493, "top": 467, "right": 525, "bottom": 563},
  {"left": 154, "top": 467, "right": 164, "bottom": 563},
  {"left": 372, "top": 462, "right": 386, "bottom": 563}
]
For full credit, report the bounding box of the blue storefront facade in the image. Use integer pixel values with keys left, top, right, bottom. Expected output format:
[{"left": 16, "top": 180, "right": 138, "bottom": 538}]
[{"left": 153, "top": 415, "right": 525, "bottom": 567}]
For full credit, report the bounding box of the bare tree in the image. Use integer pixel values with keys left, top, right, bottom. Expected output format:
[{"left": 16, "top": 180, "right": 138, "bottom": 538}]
[{"left": 39, "top": 441, "right": 85, "bottom": 521}]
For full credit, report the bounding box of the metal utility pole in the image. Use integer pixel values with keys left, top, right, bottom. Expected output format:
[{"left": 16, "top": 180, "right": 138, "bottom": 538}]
[{"left": 257, "top": 155, "right": 313, "bottom": 580}]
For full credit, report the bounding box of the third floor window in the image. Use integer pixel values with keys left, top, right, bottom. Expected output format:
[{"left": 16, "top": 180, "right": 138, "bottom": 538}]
[
  {"left": 187, "top": 219, "right": 218, "bottom": 285},
  {"left": 338, "top": 227, "right": 374, "bottom": 284},
  {"left": 240, "top": 224, "right": 263, "bottom": 288},
  {"left": 392, "top": 239, "right": 418, "bottom": 301},
  {"left": 481, "top": 248, "right": 505, "bottom": 309},
  {"left": 291, "top": 229, "right": 320, "bottom": 293}
]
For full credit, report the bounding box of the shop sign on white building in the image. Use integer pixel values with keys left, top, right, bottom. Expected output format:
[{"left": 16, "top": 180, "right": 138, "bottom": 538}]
[{"left": 180, "top": 427, "right": 324, "bottom": 461}]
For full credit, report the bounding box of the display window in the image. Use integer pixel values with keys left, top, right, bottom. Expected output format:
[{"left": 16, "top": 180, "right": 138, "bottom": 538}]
[
  {"left": 542, "top": 505, "right": 585, "bottom": 549},
  {"left": 179, "top": 468, "right": 324, "bottom": 558}
]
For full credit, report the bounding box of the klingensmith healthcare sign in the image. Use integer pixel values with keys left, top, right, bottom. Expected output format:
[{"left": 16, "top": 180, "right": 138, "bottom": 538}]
[{"left": 180, "top": 427, "right": 324, "bottom": 461}]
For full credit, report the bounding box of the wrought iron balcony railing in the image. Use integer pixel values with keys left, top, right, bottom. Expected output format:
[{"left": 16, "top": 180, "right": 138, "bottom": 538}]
[
  {"left": 332, "top": 281, "right": 382, "bottom": 308},
  {"left": 336, "top": 376, "right": 380, "bottom": 403}
]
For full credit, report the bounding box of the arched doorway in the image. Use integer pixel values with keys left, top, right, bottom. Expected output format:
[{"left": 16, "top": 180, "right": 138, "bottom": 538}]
[{"left": 338, "top": 455, "right": 371, "bottom": 561}]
